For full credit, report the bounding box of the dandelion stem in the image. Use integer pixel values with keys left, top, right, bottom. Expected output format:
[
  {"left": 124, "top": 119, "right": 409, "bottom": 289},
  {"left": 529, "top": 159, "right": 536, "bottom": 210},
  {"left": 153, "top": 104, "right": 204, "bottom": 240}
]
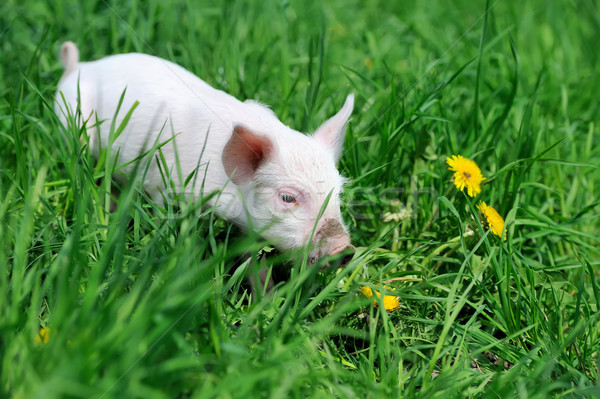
[
  {"left": 342, "top": 259, "right": 366, "bottom": 292},
  {"left": 422, "top": 230, "right": 474, "bottom": 267},
  {"left": 419, "top": 185, "right": 453, "bottom": 239}
]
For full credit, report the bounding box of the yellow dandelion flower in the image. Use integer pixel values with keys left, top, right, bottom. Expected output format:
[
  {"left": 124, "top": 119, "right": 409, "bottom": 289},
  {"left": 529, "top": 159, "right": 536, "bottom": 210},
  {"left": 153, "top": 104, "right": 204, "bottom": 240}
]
[
  {"left": 360, "top": 286, "right": 374, "bottom": 298},
  {"left": 382, "top": 295, "right": 401, "bottom": 311},
  {"left": 35, "top": 327, "right": 50, "bottom": 344},
  {"left": 360, "top": 285, "right": 401, "bottom": 312},
  {"left": 446, "top": 155, "right": 486, "bottom": 197},
  {"left": 477, "top": 201, "right": 506, "bottom": 240}
]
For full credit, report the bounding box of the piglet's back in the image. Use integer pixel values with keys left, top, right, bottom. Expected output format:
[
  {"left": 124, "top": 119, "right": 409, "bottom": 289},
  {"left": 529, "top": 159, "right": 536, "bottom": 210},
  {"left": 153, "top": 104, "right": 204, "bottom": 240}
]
[
  {"left": 55, "top": 45, "right": 262, "bottom": 200},
  {"left": 57, "top": 51, "right": 237, "bottom": 138}
]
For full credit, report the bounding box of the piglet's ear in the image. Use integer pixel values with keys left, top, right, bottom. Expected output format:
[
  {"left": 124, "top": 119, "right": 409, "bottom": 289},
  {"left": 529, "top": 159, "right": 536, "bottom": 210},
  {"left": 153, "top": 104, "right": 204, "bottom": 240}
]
[
  {"left": 222, "top": 125, "right": 274, "bottom": 185},
  {"left": 313, "top": 94, "right": 354, "bottom": 164}
]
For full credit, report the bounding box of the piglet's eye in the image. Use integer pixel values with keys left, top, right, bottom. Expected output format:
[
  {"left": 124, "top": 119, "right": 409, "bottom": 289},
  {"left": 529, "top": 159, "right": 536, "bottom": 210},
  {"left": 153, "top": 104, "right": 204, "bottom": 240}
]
[{"left": 280, "top": 193, "right": 296, "bottom": 204}]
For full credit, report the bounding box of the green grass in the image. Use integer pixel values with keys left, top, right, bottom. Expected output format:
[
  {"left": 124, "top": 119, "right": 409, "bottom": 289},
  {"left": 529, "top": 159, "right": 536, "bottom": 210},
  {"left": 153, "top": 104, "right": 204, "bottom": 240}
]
[{"left": 2, "top": 0, "right": 600, "bottom": 397}]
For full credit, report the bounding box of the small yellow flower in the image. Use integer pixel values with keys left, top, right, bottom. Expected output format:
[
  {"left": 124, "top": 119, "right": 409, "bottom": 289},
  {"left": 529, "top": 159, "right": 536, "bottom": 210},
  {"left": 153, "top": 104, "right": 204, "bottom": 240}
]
[
  {"left": 446, "top": 155, "right": 486, "bottom": 197},
  {"left": 360, "top": 285, "right": 401, "bottom": 311},
  {"left": 381, "top": 295, "right": 401, "bottom": 311},
  {"left": 36, "top": 327, "right": 50, "bottom": 344},
  {"left": 477, "top": 201, "right": 506, "bottom": 240},
  {"left": 360, "top": 286, "right": 374, "bottom": 298}
]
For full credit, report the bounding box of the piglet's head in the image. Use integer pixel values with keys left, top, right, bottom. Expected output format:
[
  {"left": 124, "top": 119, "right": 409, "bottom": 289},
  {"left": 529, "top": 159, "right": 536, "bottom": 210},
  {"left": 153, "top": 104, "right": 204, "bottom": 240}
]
[{"left": 222, "top": 94, "right": 354, "bottom": 263}]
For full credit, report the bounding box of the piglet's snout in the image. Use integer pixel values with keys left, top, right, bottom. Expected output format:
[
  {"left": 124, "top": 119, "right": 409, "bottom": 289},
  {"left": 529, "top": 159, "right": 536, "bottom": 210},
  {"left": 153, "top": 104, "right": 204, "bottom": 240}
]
[{"left": 312, "top": 218, "right": 353, "bottom": 264}]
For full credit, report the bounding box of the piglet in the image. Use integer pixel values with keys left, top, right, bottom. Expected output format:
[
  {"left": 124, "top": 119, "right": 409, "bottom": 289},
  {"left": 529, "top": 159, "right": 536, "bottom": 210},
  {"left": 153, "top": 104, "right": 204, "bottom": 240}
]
[{"left": 55, "top": 42, "right": 354, "bottom": 262}]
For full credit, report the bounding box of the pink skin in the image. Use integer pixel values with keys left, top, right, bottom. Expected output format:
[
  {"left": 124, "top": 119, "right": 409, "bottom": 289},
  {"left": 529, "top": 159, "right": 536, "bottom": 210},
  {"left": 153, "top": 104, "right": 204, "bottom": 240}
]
[
  {"left": 273, "top": 185, "right": 352, "bottom": 261},
  {"left": 265, "top": 184, "right": 351, "bottom": 261}
]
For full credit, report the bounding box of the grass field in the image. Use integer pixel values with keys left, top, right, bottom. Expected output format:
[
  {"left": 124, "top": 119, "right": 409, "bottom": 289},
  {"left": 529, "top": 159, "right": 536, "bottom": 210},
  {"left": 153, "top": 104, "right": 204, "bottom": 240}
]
[{"left": 1, "top": 0, "right": 600, "bottom": 397}]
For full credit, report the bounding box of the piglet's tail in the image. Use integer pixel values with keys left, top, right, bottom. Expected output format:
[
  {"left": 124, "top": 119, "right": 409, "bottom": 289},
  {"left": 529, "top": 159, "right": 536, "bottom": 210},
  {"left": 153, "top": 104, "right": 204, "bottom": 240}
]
[{"left": 60, "top": 41, "right": 79, "bottom": 77}]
